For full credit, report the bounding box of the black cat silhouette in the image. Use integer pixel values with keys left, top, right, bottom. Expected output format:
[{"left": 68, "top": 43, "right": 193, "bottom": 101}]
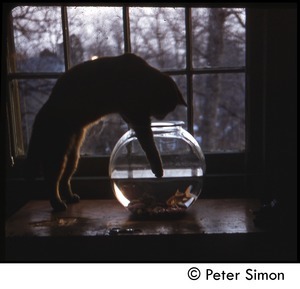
[{"left": 26, "top": 53, "right": 186, "bottom": 211}]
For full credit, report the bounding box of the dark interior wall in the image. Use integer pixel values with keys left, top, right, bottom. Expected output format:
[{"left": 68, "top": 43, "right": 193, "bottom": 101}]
[{"left": 263, "top": 7, "right": 297, "bottom": 232}]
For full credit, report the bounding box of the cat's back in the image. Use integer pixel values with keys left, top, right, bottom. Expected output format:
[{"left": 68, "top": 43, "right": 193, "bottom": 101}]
[
  {"left": 61, "top": 53, "right": 146, "bottom": 79},
  {"left": 49, "top": 53, "right": 153, "bottom": 101}
]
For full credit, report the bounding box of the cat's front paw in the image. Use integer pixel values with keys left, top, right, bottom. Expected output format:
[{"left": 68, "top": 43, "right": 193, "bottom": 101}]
[{"left": 152, "top": 165, "right": 163, "bottom": 178}]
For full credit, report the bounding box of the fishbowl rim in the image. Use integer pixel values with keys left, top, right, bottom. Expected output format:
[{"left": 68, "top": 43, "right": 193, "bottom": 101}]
[{"left": 150, "top": 120, "right": 185, "bottom": 128}]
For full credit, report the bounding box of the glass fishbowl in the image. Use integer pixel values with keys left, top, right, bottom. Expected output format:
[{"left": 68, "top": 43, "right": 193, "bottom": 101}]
[{"left": 109, "top": 121, "right": 206, "bottom": 216}]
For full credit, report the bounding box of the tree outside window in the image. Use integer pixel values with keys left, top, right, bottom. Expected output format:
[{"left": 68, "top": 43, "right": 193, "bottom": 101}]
[{"left": 10, "top": 6, "right": 245, "bottom": 156}]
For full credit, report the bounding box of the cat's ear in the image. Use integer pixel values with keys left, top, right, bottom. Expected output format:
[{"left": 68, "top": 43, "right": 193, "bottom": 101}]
[
  {"left": 170, "top": 77, "right": 187, "bottom": 107},
  {"left": 176, "top": 86, "right": 187, "bottom": 107},
  {"left": 178, "top": 94, "right": 187, "bottom": 106}
]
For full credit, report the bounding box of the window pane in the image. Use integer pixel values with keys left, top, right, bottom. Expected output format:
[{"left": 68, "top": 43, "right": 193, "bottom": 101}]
[
  {"left": 193, "top": 73, "right": 245, "bottom": 152},
  {"left": 67, "top": 7, "right": 124, "bottom": 66},
  {"left": 192, "top": 8, "right": 245, "bottom": 68},
  {"left": 12, "top": 6, "right": 64, "bottom": 72},
  {"left": 130, "top": 7, "right": 186, "bottom": 70},
  {"left": 18, "top": 79, "right": 57, "bottom": 152}
]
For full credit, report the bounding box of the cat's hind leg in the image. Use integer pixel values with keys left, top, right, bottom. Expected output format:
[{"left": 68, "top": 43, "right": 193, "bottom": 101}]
[
  {"left": 60, "top": 130, "right": 86, "bottom": 204},
  {"left": 42, "top": 129, "right": 80, "bottom": 211},
  {"left": 43, "top": 152, "right": 69, "bottom": 211}
]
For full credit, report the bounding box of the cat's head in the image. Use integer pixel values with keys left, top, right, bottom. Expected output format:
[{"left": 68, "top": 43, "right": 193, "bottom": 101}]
[
  {"left": 120, "top": 53, "right": 187, "bottom": 121},
  {"left": 148, "top": 73, "right": 187, "bottom": 120}
]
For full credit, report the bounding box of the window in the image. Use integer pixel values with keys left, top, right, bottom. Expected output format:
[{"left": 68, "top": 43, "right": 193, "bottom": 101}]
[
  {"left": 8, "top": 5, "right": 246, "bottom": 158},
  {"left": 5, "top": 3, "right": 257, "bottom": 201}
]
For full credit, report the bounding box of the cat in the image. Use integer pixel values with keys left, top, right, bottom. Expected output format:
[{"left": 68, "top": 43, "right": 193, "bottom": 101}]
[{"left": 26, "top": 53, "right": 186, "bottom": 211}]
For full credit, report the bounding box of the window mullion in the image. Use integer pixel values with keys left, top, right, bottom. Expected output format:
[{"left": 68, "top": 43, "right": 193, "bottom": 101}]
[
  {"left": 7, "top": 12, "right": 24, "bottom": 158},
  {"left": 123, "top": 6, "right": 131, "bottom": 53},
  {"left": 61, "top": 6, "right": 71, "bottom": 70},
  {"left": 185, "top": 7, "right": 194, "bottom": 135}
]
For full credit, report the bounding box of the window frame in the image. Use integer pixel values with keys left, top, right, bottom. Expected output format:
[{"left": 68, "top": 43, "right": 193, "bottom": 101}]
[{"left": 4, "top": 3, "right": 263, "bottom": 199}]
